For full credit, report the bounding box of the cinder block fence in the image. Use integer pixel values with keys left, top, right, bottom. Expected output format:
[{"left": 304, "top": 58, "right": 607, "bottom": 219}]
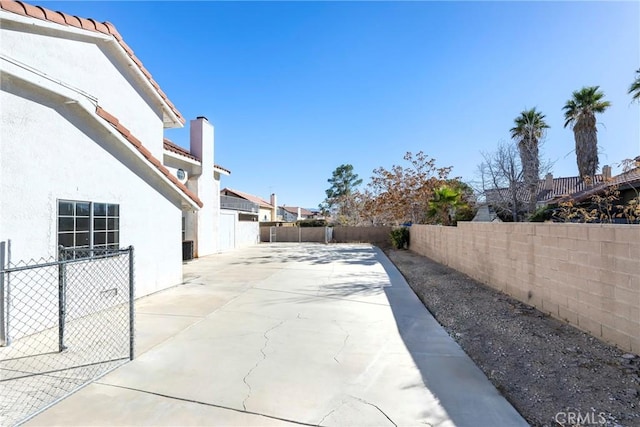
[{"left": 410, "top": 223, "right": 640, "bottom": 354}]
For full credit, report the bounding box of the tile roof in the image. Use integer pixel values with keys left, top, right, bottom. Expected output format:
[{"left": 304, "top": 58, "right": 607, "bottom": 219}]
[
  {"left": 163, "top": 138, "right": 231, "bottom": 174},
  {"left": 163, "top": 138, "right": 199, "bottom": 161},
  {"left": 220, "top": 188, "right": 272, "bottom": 209},
  {"left": 562, "top": 167, "right": 640, "bottom": 203},
  {"left": 282, "top": 206, "right": 314, "bottom": 216},
  {"left": 0, "top": 0, "right": 185, "bottom": 125},
  {"left": 96, "top": 106, "right": 203, "bottom": 208},
  {"left": 486, "top": 174, "right": 606, "bottom": 205},
  {"left": 214, "top": 164, "right": 231, "bottom": 175}
]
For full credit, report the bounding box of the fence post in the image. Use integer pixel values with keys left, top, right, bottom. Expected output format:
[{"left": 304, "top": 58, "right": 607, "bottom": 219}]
[
  {"left": 58, "top": 246, "right": 67, "bottom": 352},
  {"left": 128, "top": 245, "right": 135, "bottom": 360},
  {"left": 0, "top": 241, "right": 6, "bottom": 346}
]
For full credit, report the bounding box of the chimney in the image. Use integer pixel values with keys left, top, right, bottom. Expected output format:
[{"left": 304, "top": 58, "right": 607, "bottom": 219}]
[
  {"left": 297, "top": 207, "right": 302, "bottom": 221},
  {"left": 270, "top": 193, "right": 277, "bottom": 221},
  {"left": 602, "top": 165, "right": 611, "bottom": 181},
  {"left": 544, "top": 173, "right": 553, "bottom": 191},
  {"left": 188, "top": 116, "right": 215, "bottom": 256},
  {"left": 190, "top": 116, "right": 213, "bottom": 168}
]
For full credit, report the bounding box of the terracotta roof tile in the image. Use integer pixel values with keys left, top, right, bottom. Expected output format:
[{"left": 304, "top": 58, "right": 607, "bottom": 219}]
[
  {"left": 77, "top": 16, "right": 96, "bottom": 31},
  {"left": 163, "top": 139, "right": 231, "bottom": 174},
  {"left": 0, "top": 0, "right": 185, "bottom": 125},
  {"left": 95, "top": 106, "right": 203, "bottom": 208},
  {"left": 62, "top": 12, "right": 81, "bottom": 27},
  {"left": 221, "top": 188, "right": 272, "bottom": 209},
  {"left": 0, "top": 1, "right": 27, "bottom": 16},
  {"left": 43, "top": 8, "right": 65, "bottom": 25},
  {"left": 214, "top": 164, "right": 231, "bottom": 175},
  {"left": 90, "top": 19, "right": 109, "bottom": 34},
  {"left": 563, "top": 168, "right": 640, "bottom": 203},
  {"left": 21, "top": 2, "right": 44, "bottom": 20},
  {"left": 127, "top": 134, "right": 142, "bottom": 149},
  {"left": 119, "top": 40, "right": 134, "bottom": 57},
  {"left": 486, "top": 174, "right": 612, "bottom": 205},
  {"left": 163, "top": 138, "right": 199, "bottom": 161},
  {"left": 282, "top": 206, "right": 314, "bottom": 216}
]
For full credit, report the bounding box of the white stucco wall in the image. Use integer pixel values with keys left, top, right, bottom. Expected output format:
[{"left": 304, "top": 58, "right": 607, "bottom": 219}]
[
  {"left": 0, "top": 74, "right": 183, "bottom": 298},
  {"left": 0, "top": 16, "right": 167, "bottom": 159},
  {"left": 259, "top": 207, "right": 272, "bottom": 222},
  {"left": 236, "top": 221, "right": 259, "bottom": 248}
]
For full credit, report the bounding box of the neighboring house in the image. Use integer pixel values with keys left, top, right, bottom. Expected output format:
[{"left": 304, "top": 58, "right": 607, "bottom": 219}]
[
  {"left": 478, "top": 162, "right": 640, "bottom": 222},
  {"left": 559, "top": 161, "right": 640, "bottom": 205},
  {"left": 220, "top": 188, "right": 277, "bottom": 222},
  {"left": 0, "top": 1, "right": 228, "bottom": 296},
  {"left": 480, "top": 169, "right": 608, "bottom": 221},
  {"left": 279, "top": 206, "right": 315, "bottom": 222}
]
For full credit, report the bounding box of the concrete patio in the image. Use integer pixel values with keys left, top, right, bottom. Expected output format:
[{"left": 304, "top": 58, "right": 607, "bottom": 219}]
[{"left": 25, "top": 243, "right": 527, "bottom": 427}]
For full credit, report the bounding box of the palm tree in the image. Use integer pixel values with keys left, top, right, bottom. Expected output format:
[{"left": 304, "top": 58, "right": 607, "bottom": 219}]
[
  {"left": 562, "top": 86, "right": 611, "bottom": 179},
  {"left": 629, "top": 69, "right": 640, "bottom": 102},
  {"left": 510, "top": 108, "right": 549, "bottom": 215},
  {"left": 427, "top": 185, "right": 461, "bottom": 226}
]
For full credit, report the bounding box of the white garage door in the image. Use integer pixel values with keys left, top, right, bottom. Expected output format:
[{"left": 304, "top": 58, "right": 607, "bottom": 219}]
[{"left": 219, "top": 212, "right": 235, "bottom": 252}]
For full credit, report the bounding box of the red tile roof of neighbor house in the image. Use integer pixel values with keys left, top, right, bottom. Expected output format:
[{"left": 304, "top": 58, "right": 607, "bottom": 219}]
[
  {"left": 561, "top": 167, "right": 640, "bottom": 203},
  {"left": 221, "top": 188, "right": 273, "bottom": 209},
  {"left": 96, "top": 107, "right": 203, "bottom": 208},
  {"left": 163, "top": 138, "right": 231, "bottom": 174},
  {"left": 486, "top": 174, "right": 607, "bottom": 205},
  {"left": 282, "top": 206, "right": 314, "bottom": 216},
  {"left": 0, "top": 0, "right": 185, "bottom": 125}
]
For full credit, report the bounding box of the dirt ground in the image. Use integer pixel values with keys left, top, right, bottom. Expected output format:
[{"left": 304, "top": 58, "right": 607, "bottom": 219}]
[{"left": 386, "top": 249, "right": 640, "bottom": 427}]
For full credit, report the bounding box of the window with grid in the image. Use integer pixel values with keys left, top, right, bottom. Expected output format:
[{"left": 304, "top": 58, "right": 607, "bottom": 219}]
[{"left": 58, "top": 200, "right": 120, "bottom": 256}]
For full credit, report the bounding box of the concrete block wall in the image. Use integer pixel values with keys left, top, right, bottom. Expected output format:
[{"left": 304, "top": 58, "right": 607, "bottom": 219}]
[
  {"left": 410, "top": 223, "right": 640, "bottom": 354},
  {"left": 260, "top": 226, "right": 326, "bottom": 243},
  {"left": 333, "top": 226, "right": 392, "bottom": 247}
]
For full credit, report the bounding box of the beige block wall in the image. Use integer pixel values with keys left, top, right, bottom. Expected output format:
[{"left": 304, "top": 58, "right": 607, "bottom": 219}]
[
  {"left": 259, "top": 226, "right": 327, "bottom": 243},
  {"left": 410, "top": 223, "right": 640, "bottom": 354},
  {"left": 333, "top": 226, "right": 392, "bottom": 246}
]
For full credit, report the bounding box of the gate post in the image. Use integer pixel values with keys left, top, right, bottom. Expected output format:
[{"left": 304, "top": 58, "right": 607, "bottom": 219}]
[
  {"left": 0, "top": 241, "right": 6, "bottom": 346},
  {"left": 58, "top": 246, "right": 67, "bottom": 352},
  {"left": 128, "top": 246, "right": 135, "bottom": 360}
]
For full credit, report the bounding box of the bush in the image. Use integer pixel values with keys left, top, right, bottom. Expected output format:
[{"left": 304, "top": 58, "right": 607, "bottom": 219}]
[
  {"left": 390, "top": 227, "right": 410, "bottom": 249},
  {"left": 296, "top": 219, "right": 328, "bottom": 227},
  {"left": 528, "top": 205, "right": 555, "bottom": 222}
]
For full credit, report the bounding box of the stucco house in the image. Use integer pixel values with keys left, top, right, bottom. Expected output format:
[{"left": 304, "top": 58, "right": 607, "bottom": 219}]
[
  {"left": 220, "top": 188, "right": 277, "bottom": 222},
  {"left": 0, "top": 1, "right": 228, "bottom": 297},
  {"left": 477, "top": 162, "right": 640, "bottom": 222},
  {"left": 279, "top": 206, "right": 315, "bottom": 222}
]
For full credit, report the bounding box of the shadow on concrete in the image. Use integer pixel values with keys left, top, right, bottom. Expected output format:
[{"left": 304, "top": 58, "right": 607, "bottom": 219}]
[
  {"left": 229, "top": 244, "right": 379, "bottom": 267},
  {"left": 374, "top": 247, "right": 528, "bottom": 427}
]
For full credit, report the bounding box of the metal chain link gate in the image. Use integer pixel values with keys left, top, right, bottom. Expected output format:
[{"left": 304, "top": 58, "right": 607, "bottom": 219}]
[{"left": 0, "top": 244, "right": 134, "bottom": 426}]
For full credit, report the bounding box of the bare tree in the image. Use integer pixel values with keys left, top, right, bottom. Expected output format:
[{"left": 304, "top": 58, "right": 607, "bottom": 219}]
[{"left": 476, "top": 141, "right": 524, "bottom": 222}]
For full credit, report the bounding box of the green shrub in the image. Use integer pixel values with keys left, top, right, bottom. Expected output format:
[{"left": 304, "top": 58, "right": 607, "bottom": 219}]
[
  {"left": 390, "top": 227, "right": 410, "bottom": 249},
  {"left": 528, "top": 205, "right": 555, "bottom": 222},
  {"left": 296, "top": 219, "right": 328, "bottom": 227}
]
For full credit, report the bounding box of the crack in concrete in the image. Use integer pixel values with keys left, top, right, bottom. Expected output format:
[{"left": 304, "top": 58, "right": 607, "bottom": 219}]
[
  {"left": 317, "top": 400, "right": 347, "bottom": 426},
  {"left": 242, "top": 319, "right": 286, "bottom": 411},
  {"left": 349, "top": 395, "right": 397, "bottom": 427},
  {"left": 317, "top": 408, "right": 336, "bottom": 426},
  {"left": 333, "top": 322, "right": 350, "bottom": 365}
]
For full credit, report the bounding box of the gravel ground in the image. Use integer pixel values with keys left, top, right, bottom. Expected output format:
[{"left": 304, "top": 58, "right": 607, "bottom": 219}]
[{"left": 386, "top": 249, "right": 640, "bottom": 427}]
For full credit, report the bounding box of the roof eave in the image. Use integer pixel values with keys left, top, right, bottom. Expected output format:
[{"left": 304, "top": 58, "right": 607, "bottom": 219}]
[{"left": 0, "top": 4, "right": 185, "bottom": 128}]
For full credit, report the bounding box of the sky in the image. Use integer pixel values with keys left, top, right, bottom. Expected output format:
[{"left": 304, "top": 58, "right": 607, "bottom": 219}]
[{"left": 39, "top": 1, "right": 640, "bottom": 209}]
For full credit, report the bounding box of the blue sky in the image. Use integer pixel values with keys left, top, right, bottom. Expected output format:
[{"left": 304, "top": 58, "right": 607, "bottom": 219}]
[{"left": 41, "top": 1, "right": 639, "bottom": 209}]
